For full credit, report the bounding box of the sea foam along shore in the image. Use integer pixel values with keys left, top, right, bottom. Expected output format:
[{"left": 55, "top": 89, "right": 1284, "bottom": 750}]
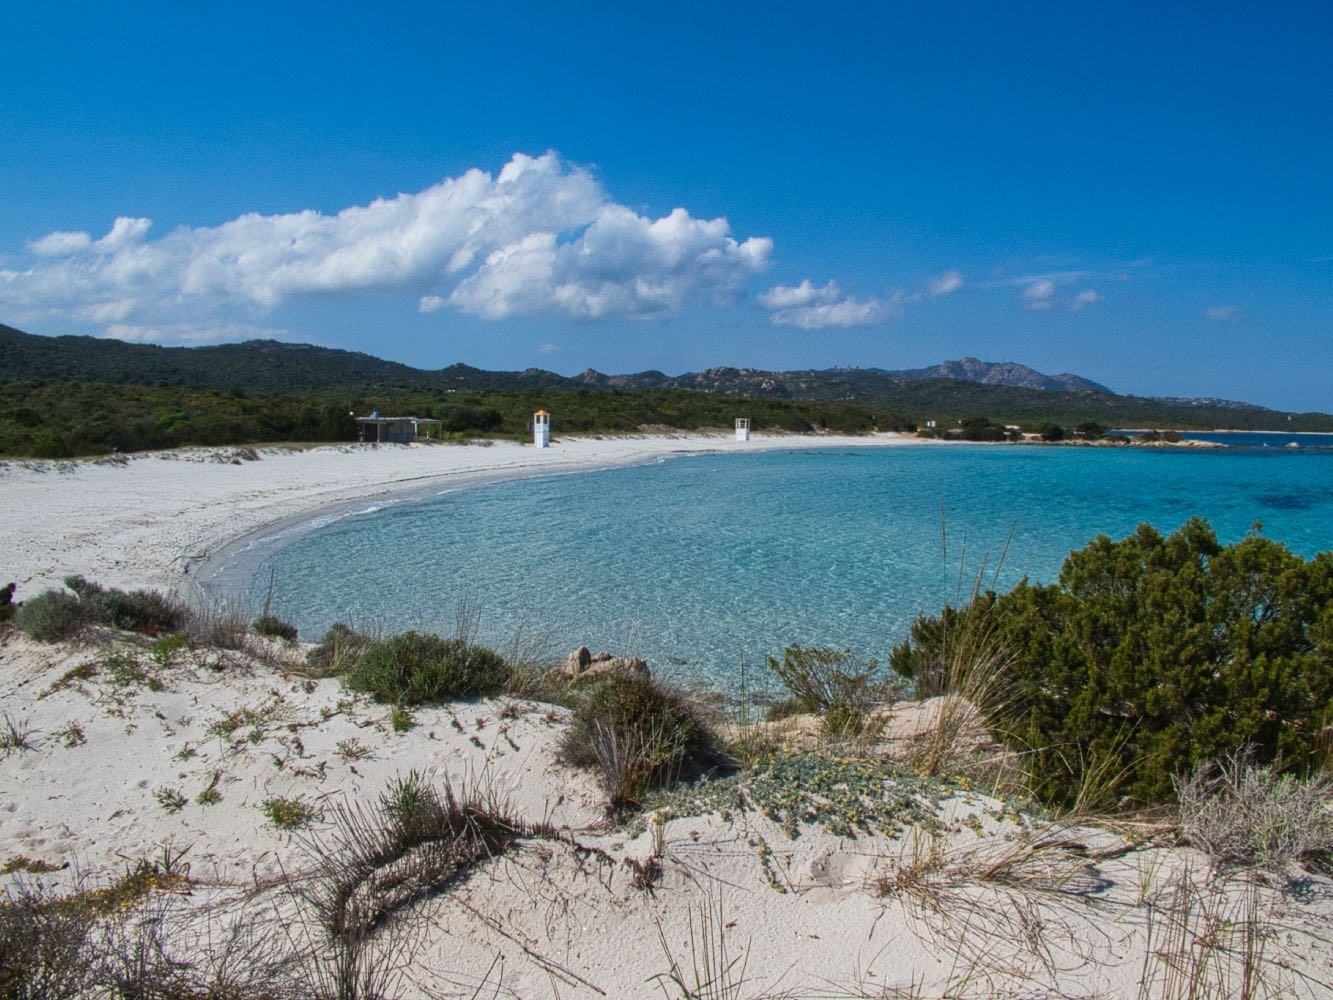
[{"left": 0, "top": 431, "right": 938, "bottom": 602}]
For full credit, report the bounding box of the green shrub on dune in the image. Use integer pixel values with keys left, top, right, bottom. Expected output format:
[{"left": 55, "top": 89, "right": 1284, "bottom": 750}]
[
  {"left": 13, "top": 576, "right": 189, "bottom": 642},
  {"left": 559, "top": 673, "right": 722, "bottom": 811},
  {"left": 893, "top": 517, "right": 1333, "bottom": 806},
  {"left": 63, "top": 576, "right": 188, "bottom": 636},
  {"left": 13, "top": 588, "right": 93, "bottom": 642},
  {"left": 344, "top": 630, "right": 510, "bottom": 705}
]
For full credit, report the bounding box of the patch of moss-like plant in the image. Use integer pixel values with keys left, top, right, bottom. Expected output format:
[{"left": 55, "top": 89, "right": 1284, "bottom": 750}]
[
  {"left": 148, "top": 632, "right": 190, "bottom": 666},
  {"left": 1, "top": 855, "right": 61, "bottom": 875},
  {"left": 262, "top": 796, "right": 318, "bottom": 830},
  {"left": 636, "top": 752, "right": 1024, "bottom": 842},
  {"left": 345, "top": 630, "right": 510, "bottom": 705},
  {"left": 101, "top": 649, "right": 162, "bottom": 691}
]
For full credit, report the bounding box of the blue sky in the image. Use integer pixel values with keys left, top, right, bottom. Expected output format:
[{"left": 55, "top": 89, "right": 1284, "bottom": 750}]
[{"left": 2, "top": 2, "right": 1330, "bottom": 411}]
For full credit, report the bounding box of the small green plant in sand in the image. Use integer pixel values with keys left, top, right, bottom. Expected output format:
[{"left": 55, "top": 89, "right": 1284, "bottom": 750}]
[
  {"left": 0, "top": 713, "right": 36, "bottom": 756},
  {"left": 148, "top": 632, "right": 190, "bottom": 666},
  {"left": 1, "top": 855, "right": 61, "bottom": 875},
  {"left": 55, "top": 721, "right": 86, "bottom": 747},
  {"left": 336, "top": 737, "right": 371, "bottom": 761},
  {"left": 196, "top": 772, "right": 222, "bottom": 806},
  {"left": 154, "top": 787, "right": 187, "bottom": 813},
  {"left": 262, "top": 796, "right": 318, "bottom": 830},
  {"left": 389, "top": 705, "right": 415, "bottom": 732},
  {"left": 206, "top": 696, "right": 287, "bottom": 742}
]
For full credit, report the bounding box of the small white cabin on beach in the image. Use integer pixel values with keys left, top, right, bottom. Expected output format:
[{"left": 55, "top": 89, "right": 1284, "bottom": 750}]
[
  {"left": 533, "top": 409, "right": 551, "bottom": 448},
  {"left": 355, "top": 413, "right": 442, "bottom": 444}
]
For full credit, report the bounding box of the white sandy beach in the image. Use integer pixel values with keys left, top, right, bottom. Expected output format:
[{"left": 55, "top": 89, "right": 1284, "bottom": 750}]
[{"left": 3, "top": 434, "right": 1332, "bottom": 997}]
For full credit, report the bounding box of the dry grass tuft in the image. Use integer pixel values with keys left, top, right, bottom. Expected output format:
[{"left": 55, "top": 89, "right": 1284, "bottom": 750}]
[
  {"left": 1136, "top": 869, "right": 1278, "bottom": 1000},
  {"left": 296, "top": 770, "right": 520, "bottom": 944},
  {"left": 1174, "top": 749, "right": 1333, "bottom": 874}
]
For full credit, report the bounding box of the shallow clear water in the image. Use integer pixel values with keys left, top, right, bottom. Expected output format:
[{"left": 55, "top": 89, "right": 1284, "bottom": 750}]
[{"left": 241, "top": 444, "right": 1333, "bottom": 690}]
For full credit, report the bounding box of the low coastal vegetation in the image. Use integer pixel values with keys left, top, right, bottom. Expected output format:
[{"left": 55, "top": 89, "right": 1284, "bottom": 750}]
[
  {"left": 558, "top": 672, "right": 723, "bottom": 813},
  {"left": 2, "top": 514, "right": 1331, "bottom": 995},
  {"left": 342, "top": 630, "right": 511, "bottom": 705},
  {"left": 0, "top": 379, "right": 914, "bottom": 458}
]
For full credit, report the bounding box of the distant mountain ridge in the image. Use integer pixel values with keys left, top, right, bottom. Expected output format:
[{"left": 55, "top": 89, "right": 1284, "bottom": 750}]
[
  {"left": 0, "top": 324, "right": 1109, "bottom": 396},
  {"left": 893, "top": 357, "right": 1112, "bottom": 394},
  {"left": 2, "top": 322, "right": 1329, "bottom": 430}
]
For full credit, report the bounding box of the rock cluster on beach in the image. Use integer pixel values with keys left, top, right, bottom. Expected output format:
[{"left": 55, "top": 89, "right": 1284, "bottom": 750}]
[{"left": 561, "top": 644, "right": 650, "bottom": 681}]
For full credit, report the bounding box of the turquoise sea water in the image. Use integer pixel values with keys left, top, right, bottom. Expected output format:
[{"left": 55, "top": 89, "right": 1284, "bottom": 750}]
[{"left": 238, "top": 444, "right": 1333, "bottom": 691}]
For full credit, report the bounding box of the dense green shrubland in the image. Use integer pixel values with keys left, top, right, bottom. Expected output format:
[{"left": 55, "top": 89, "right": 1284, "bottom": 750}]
[
  {"left": 0, "top": 380, "right": 913, "bottom": 458},
  {"left": 892, "top": 518, "right": 1333, "bottom": 805}
]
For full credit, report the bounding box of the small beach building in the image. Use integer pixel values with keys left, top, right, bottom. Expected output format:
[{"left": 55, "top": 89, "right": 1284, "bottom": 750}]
[
  {"left": 735, "top": 417, "right": 751, "bottom": 441},
  {"left": 355, "top": 412, "right": 442, "bottom": 444},
  {"left": 533, "top": 409, "right": 551, "bottom": 448}
]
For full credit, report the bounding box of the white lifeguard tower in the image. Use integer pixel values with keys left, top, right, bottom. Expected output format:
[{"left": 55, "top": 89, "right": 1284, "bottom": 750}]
[
  {"left": 735, "top": 417, "right": 751, "bottom": 442},
  {"left": 533, "top": 409, "right": 551, "bottom": 448}
]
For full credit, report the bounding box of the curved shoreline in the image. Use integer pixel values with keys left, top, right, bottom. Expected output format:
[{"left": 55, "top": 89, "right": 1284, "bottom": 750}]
[
  {"left": 189, "top": 445, "right": 697, "bottom": 606},
  {"left": 0, "top": 432, "right": 939, "bottom": 602}
]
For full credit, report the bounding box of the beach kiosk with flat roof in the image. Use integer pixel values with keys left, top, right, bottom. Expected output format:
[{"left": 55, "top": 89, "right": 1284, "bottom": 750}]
[
  {"left": 533, "top": 409, "right": 551, "bottom": 448},
  {"left": 735, "top": 417, "right": 751, "bottom": 442},
  {"left": 355, "top": 412, "right": 442, "bottom": 443}
]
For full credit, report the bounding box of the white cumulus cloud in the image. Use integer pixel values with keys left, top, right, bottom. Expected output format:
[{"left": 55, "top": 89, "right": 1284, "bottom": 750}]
[
  {"left": 1070, "top": 288, "right": 1102, "bottom": 311},
  {"left": 760, "top": 279, "right": 897, "bottom": 329},
  {"left": 1205, "top": 305, "right": 1240, "bottom": 322},
  {"left": 757, "top": 279, "right": 836, "bottom": 311},
  {"left": 926, "top": 269, "right": 964, "bottom": 297},
  {"left": 450, "top": 205, "right": 771, "bottom": 319},
  {"left": 1, "top": 152, "right": 773, "bottom": 341},
  {"left": 759, "top": 268, "right": 964, "bottom": 330},
  {"left": 1023, "top": 278, "right": 1056, "bottom": 309}
]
